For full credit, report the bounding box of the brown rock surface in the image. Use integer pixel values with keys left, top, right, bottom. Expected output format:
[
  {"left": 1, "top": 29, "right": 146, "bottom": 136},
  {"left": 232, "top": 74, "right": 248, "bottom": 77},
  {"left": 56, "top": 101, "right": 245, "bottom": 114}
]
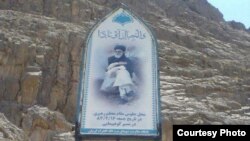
[
  {"left": 0, "top": 0, "right": 250, "bottom": 141},
  {"left": 21, "top": 105, "right": 73, "bottom": 141}
]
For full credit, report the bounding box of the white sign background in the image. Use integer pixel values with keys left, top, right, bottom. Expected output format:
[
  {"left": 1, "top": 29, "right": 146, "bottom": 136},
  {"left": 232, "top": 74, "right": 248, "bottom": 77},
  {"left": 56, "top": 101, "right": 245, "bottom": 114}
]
[{"left": 79, "top": 8, "right": 159, "bottom": 136}]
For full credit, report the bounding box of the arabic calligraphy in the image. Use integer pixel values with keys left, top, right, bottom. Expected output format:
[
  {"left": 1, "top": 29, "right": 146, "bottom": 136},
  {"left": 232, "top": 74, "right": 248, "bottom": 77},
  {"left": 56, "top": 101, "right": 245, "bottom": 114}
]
[
  {"left": 98, "top": 29, "right": 146, "bottom": 40},
  {"left": 93, "top": 112, "right": 146, "bottom": 128}
]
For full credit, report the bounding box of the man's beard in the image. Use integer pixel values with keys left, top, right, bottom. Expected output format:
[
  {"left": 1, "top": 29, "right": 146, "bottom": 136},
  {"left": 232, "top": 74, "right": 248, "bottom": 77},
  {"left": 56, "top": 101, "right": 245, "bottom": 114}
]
[{"left": 114, "top": 54, "right": 122, "bottom": 58}]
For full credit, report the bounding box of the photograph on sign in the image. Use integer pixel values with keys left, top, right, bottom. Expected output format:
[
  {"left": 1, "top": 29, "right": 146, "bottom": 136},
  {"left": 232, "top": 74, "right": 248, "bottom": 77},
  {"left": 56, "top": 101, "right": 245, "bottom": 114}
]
[{"left": 77, "top": 7, "right": 160, "bottom": 138}]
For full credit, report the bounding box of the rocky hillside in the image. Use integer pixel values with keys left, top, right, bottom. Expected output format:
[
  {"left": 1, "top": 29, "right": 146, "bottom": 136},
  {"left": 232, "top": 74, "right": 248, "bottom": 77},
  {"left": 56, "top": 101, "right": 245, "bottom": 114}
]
[{"left": 0, "top": 0, "right": 250, "bottom": 141}]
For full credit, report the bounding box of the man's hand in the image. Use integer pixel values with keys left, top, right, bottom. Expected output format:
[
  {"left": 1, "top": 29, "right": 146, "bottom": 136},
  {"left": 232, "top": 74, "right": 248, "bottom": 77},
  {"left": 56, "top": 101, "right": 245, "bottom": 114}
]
[{"left": 107, "top": 62, "right": 128, "bottom": 70}]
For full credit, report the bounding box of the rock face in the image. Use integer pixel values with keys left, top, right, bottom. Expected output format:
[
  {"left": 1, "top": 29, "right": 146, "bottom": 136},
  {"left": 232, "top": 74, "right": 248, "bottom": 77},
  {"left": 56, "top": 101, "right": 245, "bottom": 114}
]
[
  {"left": 0, "top": 113, "right": 26, "bottom": 141},
  {"left": 22, "top": 106, "right": 74, "bottom": 141},
  {"left": 0, "top": 0, "right": 250, "bottom": 141},
  {"left": 228, "top": 20, "right": 246, "bottom": 31},
  {"left": 0, "top": 105, "right": 74, "bottom": 141}
]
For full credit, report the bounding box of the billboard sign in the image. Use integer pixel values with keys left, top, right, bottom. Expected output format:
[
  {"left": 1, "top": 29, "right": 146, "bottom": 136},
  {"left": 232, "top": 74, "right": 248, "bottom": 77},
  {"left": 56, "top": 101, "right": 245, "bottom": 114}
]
[{"left": 76, "top": 5, "right": 160, "bottom": 139}]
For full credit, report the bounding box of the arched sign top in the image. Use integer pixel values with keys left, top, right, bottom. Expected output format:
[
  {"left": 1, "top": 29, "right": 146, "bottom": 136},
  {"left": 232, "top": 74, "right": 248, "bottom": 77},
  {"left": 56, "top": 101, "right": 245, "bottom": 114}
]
[
  {"left": 87, "top": 7, "right": 156, "bottom": 43},
  {"left": 77, "top": 5, "right": 160, "bottom": 139}
]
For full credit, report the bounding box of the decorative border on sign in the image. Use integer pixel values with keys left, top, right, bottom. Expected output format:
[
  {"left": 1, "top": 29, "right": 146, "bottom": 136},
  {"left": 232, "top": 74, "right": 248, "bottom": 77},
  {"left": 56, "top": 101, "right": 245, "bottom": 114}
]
[
  {"left": 80, "top": 37, "right": 93, "bottom": 128},
  {"left": 81, "top": 129, "right": 158, "bottom": 136}
]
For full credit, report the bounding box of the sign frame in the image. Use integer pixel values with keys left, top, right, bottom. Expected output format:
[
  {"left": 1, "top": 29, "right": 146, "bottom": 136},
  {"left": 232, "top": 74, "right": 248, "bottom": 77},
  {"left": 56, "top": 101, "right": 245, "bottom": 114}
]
[{"left": 75, "top": 3, "right": 162, "bottom": 141}]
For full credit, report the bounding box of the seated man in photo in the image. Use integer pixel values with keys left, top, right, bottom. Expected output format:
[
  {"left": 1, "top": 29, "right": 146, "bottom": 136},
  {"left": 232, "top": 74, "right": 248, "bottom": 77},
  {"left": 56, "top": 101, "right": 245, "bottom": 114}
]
[{"left": 101, "top": 45, "right": 135, "bottom": 103}]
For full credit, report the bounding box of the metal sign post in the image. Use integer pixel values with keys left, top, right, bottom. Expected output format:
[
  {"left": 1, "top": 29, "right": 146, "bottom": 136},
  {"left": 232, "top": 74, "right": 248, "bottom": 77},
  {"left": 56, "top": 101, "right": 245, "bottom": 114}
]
[{"left": 76, "top": 3, "right": 161, "bottom": 141}]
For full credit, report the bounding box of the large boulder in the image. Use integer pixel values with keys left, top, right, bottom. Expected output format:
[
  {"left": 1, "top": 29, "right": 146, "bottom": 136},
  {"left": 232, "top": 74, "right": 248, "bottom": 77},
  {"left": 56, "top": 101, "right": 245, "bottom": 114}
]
[{"left": 22, "top": 105, "right": 74, "bottom": 141}]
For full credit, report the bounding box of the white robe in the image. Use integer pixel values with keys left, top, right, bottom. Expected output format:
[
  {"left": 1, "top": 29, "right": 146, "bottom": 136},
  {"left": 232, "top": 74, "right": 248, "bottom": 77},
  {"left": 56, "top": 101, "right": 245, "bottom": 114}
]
[{"left": 101, "top": 65, "right": 134, "bottom": 99}]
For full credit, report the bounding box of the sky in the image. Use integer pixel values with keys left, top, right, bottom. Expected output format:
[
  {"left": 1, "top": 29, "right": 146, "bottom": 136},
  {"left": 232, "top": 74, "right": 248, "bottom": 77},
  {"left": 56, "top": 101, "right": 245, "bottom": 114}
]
[{"left": 208, "top": 0, "right": 250, "bottom": 28}]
